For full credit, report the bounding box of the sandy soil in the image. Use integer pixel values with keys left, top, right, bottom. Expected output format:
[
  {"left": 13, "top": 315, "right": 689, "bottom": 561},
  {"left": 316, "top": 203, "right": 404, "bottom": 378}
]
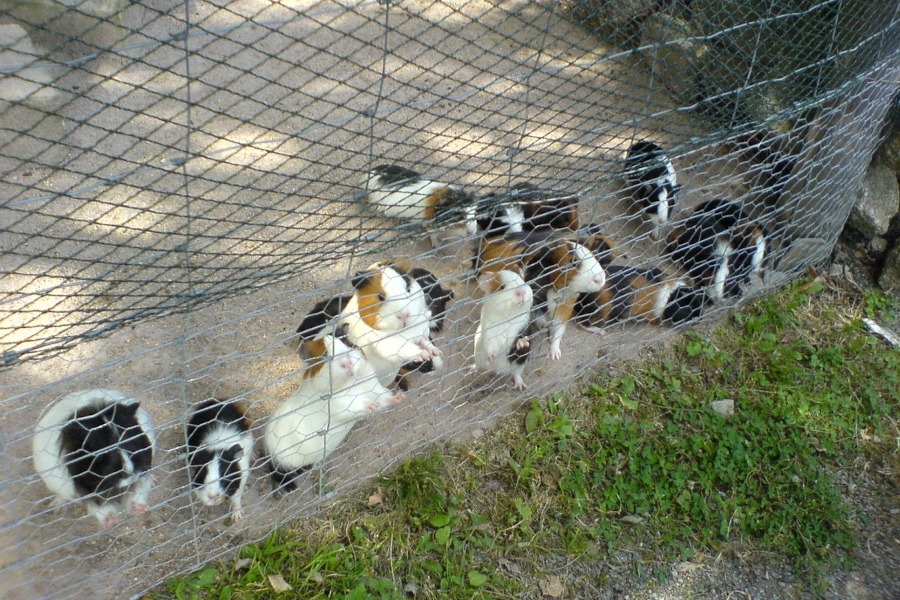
[{"left": 0, "top": 2, "right": 798, "bottom": 599}]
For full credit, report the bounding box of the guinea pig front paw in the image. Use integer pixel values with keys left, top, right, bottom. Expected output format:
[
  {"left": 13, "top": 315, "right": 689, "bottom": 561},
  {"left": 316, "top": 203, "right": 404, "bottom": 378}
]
[
  {"left": 101, "top": 514, "right": 120, "bottom": 529},
  {"left": 130, "top": 502, "right": 150, "bottom": 516},
  {"left": 512, "top": 375, "right": 527, "bottom": 391},
  {"left": 388, "top": 392, "right": 405, "bottom": 406},
  {"left": 230, "top": 509, "right": 244, "bottom": 523},
  {"left": 548, "top": 345, "right": 562, "bottom": 361},
  {"left": 515, "top": 337, "right": 530, "bottom": 350}
]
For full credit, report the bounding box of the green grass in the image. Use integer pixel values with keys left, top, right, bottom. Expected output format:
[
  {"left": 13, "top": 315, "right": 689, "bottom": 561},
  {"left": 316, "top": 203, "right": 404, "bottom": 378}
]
[{"left": 160, "top": 280, "right": 898, "bottom": 599}]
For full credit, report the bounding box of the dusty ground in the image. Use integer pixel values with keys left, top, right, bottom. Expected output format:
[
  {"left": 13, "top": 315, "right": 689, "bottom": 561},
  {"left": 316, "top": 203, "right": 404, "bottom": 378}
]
[{"left": 0, "top": 2, "right": 864, "bottom": 599}]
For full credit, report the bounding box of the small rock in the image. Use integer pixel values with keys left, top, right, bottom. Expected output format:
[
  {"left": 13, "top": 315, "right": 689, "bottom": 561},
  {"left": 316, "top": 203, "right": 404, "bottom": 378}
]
[
  {"left": 848, "top": 158, "right": 900, "bottom": 238},
  {"left": 830, "top": 262, "right": 847, "bottom": 279},
  {"left": 710, "top": 399, "right": 734, "bottom": 417},
  {"left": 869, "top": 236, "right": 889, "bottom": 255}
]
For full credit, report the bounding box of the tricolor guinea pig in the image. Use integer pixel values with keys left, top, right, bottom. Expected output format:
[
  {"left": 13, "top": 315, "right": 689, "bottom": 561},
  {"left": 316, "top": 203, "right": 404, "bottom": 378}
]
[
  {"left": 32, "top": 389, "right": 155, "bottom": 529},
  {"left": 360, "top": 164, "right": 478, "bottom": 248},
  {"left": 338, "top": 262, "right": 443, "bottom": 387},
  {"left": 525, "top": 236, "right": 607, "bottom": 361},
  {"left": 624, "top": 140, "right": 680, "bottom": 240},
  {"left": 509, "top": 182, "right": 580, "bottom": 232},
  {"left": 578, "top": 222, "right": 617, "bottom": 269},
  {"left": 186, "top": 398, "right": 253, "bottom": 522},
  {"left": 264, "top": 333, "right": 402, "bottom": 492},
  {"left": 473, "top": 269, "right": 536, "bottom": 391},
  {"left": 575, "top": 265, "right": 711, "bottom": 330},
  {"left": 666, "top": 199, "right": 767, "bottom": 300}
]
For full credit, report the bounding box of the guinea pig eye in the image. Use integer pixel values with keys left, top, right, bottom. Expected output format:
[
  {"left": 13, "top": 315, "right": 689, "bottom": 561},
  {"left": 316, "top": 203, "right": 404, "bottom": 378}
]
[{"left": 376, "top": 292, "right": 386, "bottom": 302}]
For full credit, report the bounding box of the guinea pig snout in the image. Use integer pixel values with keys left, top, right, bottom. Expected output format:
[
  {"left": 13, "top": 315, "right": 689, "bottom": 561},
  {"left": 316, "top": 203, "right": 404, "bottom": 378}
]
[
  {"left": 338, "top": 355, "right": 357, "bottom": 377},
  {"left": 200, "top": 486, "right": 226, "bottom": 506},
  {"left": 396, "top": 308, "right": 411, "bottom": 327},
  {"left": 514, "top": 286, "right": 532, "bottom": 305}
]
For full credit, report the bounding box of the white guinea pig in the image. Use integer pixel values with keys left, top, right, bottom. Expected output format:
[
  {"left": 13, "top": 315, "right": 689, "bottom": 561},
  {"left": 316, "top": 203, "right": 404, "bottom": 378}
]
[
  {"left": 264, "top": 333, "right": 402, "bottom": 492},
  {"left": 339, "top": 262, "right": 443, "bottom": 387},
  {"left": 474, "top": 269, "right": 536, "bottom": 391},
  {"left": 32, "top": 389, "right": 155, "bottom": 529},
  {"left": 186, "top": 398, "right": 254, "bottom": 522}
]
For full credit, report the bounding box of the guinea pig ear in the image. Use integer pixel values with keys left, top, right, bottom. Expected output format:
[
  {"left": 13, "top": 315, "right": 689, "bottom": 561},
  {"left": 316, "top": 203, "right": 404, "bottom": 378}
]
[
  {"left": 351, "top": 271, "right": 374, "bottom": 291},
  {"left": 114, "top": 401, "right": 141, "bottom": 422},
  {"left": 477, "top": 271, "right": 499, "bottom": 294}
]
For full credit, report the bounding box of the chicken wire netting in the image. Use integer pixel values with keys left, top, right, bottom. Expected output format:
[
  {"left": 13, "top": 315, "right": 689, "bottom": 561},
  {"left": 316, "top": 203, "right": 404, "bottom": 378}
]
[{"left": 0, "top": 1, "right": 897, "bottom": 598}]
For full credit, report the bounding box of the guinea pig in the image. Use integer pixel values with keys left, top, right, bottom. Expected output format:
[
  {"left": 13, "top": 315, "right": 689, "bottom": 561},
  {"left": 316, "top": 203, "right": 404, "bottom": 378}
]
[
  {"left": 475, "top": 192, "right": 526, "bottom": 237},
  {"left": 509, "top": 182, "right": 580, "bottom": 232},
  {"left": 525, "top": 237, "right": 607, "bottom": 361},
  {"left": 32, "top": 389, "right": 155, "bottom": 529},
  {"left": 666, "top": 199, "right": 767, "bottom": 300},
  {"left": 575, "top": 265, "right": 711, "bottom": 330},
  {"left": 360, "top": 164, "right": 478, "bottom": 248},
  {"left": 473, "top": 269, "right": 536, "bottom": 391},
  {"left": 296, "top": 294, "right": 351, "bottom": 341},
  {"left": 624, "top": 140, "right": 681, "bottom": 240},
  {"left": 392, "top": 267, "right": 455, "bottom": 391},
  {"left": 578, "top": 222, "right": 617, "bottom": 269},
  {"left": 338, "top": 262, "right": 443, "bottom": 387},
  {"left": 264, "top": 333, "right": 402, "bottom": 492},
  {"left": 185, "top": 399, "right": 253, "bottom": 522}
]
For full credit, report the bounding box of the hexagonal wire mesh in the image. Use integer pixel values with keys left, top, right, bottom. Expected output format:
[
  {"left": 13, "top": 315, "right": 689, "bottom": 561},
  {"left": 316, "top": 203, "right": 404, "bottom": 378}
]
[{"left": 0, "top": 1, "right": 897, "bottom": 598}]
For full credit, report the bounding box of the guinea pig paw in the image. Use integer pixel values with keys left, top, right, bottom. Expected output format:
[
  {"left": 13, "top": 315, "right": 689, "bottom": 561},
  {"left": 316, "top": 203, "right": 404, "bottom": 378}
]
[
  {"left": 389, "top": 392, "right": 405, "bottom": 406},
  {"left": 365, "top": 400, "right": 382, "bottom": 412},
  {"left": 515, "top": 337, "right": 530, "bottom": 350},
  {"left": 548, "top": 346, "right": 562, "bottom": 361},
  {"left": 513, "top": 375, "right": 527, "bottom": 391},
  {"left": 230, "top": 509, "right": 244, "bottom": 523},
  {"left": 130, "top": 502, "right": 150, "bottom": 516},
  {"left": 101, "top": 514, "right": 120, "bottom": 529}
]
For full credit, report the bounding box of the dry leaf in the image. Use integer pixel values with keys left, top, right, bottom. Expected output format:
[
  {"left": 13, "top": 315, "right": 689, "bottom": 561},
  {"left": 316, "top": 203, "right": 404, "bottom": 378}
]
[
  {"left": 268, "top": 573, "right": 293, "bottom": 593},
  {"left": 498, "top": 557, "right": 523, "bottom": 575},
  {"left": 367, "top": 489, "right": 383, "bottom": 507},
  {"left": 234, "top": 557, "right": 252, "bottom": 571},
  {"left": 539, "top": 575, "right": 565, "bottom": 597},
  {"left": 619, "top": 515, "right": 644, "bottom": 525}
]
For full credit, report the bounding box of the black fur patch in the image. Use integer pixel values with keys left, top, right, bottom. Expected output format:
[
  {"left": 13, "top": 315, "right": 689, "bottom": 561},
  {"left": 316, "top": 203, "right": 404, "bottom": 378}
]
[
  {"left": 662, "top": 286, "right": 710, "bottom": 325},
  {"left": 409, "top": 267, "right": 454, "bottom": 333},
  {"left": 296, "top": 295, "right": 351, "bottom": 339},
  {"left": 186, "top": 400, "right": 249, "bottom": 498},
  {"left": 371, "top": 164, "right": 422, "bottom": 187}
]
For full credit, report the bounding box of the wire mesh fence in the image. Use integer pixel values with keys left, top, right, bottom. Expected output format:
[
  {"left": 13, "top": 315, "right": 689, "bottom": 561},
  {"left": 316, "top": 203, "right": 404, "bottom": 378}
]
[{"left": 1, "top": 1, "right": 897, "bottom": 598}]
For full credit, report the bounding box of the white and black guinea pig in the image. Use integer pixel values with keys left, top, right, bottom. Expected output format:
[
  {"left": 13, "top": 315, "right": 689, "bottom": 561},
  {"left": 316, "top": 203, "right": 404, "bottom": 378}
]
[
  {"left": 186, "top": 398, "right": 253, "bottom": 522},
  {"left": 32, "top": 389, "right": 155, "bottom": 529},
  {"left": 624, "top": 140, "right": 680, "bottom": 240},
  {"left": 666, "top": 199, "right": 767, "bottom": 300},
  {"left": 575, "top": 265, "right": 711, "bottom": 330},
  {"left": 360, "top": 164, "right": 478, "bottom": 247},
  {"left": 473, "top": 269, "right": 536, "bottom": 391},
  {"left": 264, "top": 333, "right": 402, "bottom": 492}
]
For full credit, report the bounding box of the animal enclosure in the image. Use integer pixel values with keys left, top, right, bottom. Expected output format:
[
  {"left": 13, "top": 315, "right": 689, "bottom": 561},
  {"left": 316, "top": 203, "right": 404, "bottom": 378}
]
[{"left": 0, "top": 1, "right": 897, "bottom": 598}]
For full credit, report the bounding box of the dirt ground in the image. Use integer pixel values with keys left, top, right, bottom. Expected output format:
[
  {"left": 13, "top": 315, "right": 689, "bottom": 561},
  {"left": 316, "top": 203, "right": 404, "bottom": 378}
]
[{"left": 0, "top": 2, "right": 831, "bottom": 599}]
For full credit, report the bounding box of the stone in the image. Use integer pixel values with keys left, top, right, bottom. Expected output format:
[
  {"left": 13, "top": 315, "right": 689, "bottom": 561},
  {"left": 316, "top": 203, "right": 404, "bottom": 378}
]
[
  {"left": 710, "top": 399, "right": 734, "bottom": 417},
  {"left": 878, "top": 241, "right": 900, "bottom": 293},
  {"left": 848, "top": 158, "right": 900, "bottom": 238},
  {"left": 870, "top": 236, "right": 889, "bottom": 256}
]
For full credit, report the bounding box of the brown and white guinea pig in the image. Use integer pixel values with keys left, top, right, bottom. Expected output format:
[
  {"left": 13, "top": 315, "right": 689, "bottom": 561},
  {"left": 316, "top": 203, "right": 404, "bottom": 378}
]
[
  {"left": 263, "top": 332, "right": 402, "bottom": 492},
  {"left": 186, "top": 399, "right": 253, "bottom": 522},
  {"left": 666, "top": 199, "right": 767, "bottom": 301},
  {"left": 32, "top": 389, "right": 155, "bottom": 529},
  {"left": 473, "top": 269, "right": 536, "bottom": 391},
  {"left": 575, "top": 265, "right": 711, "bottom": 330},
  {"left": 338, "top": 261, "right": 443, "bottom": 387},
  {"left": 524, "top": 236, "right": 607, "bottom": 360},
  {"left": 624, "top": 140, "right": 681, "bottom": 240},
  {"left": 360, "top": 164, "right": 478, "bottom": 247}
]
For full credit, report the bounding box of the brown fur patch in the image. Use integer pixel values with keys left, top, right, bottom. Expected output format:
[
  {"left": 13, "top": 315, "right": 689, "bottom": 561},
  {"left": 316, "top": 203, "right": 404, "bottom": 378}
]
[
  {"left": 549, "top": 242, "right": 575, "bottom": 290},
  {"left": 630, "top": 276, "right": 663, "bottom": 324},
  {"left": 423, "top": 187, "right": 455, "bottom": 220},
  {"left": 300, "top": 338, "right": 327, "bottom": 379},
  {"left": 477, "top": 237, "right": 528, "bottom": 277},
  {"left": 554, "top": 295, "right": 577, "bottom": 322},
  {"left": 581, "top": 288, "right": 614, "bottom": 326},
  {"left": 356, "top": 271, "right": 384, "bottom": 328}
]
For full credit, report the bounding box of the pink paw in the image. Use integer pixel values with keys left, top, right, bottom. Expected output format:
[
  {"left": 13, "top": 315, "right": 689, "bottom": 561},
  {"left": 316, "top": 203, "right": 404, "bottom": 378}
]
[
  {"left": 516, "top": 337, "right": 529, "bottom": 350},
  {"left": 130, "top": 503, "right": 150, "bottom": 516},
  {"left": 388, "top": 393, "right": 404, "bottom": 406},
  {"left": 101, "top": 515, "right": 120, "bottom": 529},
  {"left": 365, "top": 400, "right": 381, "bottom": 412}
]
